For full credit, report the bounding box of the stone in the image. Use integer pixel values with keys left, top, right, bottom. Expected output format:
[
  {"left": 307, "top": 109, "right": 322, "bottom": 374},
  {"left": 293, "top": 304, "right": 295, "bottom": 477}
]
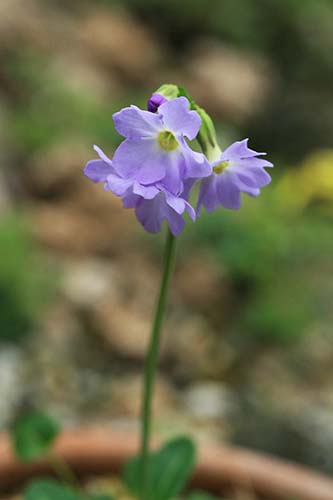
[
  {"left": 27, "top": 139, "right": 90, "bottom": 195},
  {"left": 30, "top": 199, "right": 136, "bottom": 255},
  {"left": 62, "top": 258, "right": 117, "bottom": 308},
  {"left": 175, "top": 251, "right": 226, "bottom": 314},
  {"left": 184, "top": 40, "right": 275, "bottom": 123},
  {"left": 184, "top": 381, "right": 236, "bottom": 420},
  {"left": 107, "top": 374, "right": 178, "bottom": 418},
  {"left": 76, "top": 9, "right": 162, "bottom": 81},
  {"left": 0, "top": 347, "right": 23, "bottom": 428},
  {"left": 0, "top": 0, "right": 75, "bottom": 52},
  {"left": 49, "top": 53, "right": 118, "bottom": 101},
  {"left": 167, "top": 316, "right": 236, "bottom": 380},
  {"left": 91, "top": 298, "right": 154, "bottom": 360}
]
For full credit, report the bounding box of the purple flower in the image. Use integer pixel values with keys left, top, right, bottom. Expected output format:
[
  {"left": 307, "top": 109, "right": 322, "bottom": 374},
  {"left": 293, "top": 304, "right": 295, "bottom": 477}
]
[
  {"left": 197, "top": 139, "right": 273, "bottom": 213},
  {"left": 84, "top": 146, "right": 195, "bottom": 236},
  {"left": 112, "top": 97, "right": 211, "bottom": 196},
  {"left": 124, "top": 187, "right": 195, "bottom": 236},
  {"left": 147, "top": 93, "right": 168, "bottom": 113}
]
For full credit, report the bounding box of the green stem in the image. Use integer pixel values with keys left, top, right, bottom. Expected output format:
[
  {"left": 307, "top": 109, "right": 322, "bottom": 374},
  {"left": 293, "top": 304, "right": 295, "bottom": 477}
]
[
  {"left": 48, "top": 452, "right": 80, "bottom": 490},
  {"left": 139, "top": 229, "right": 177, "bottom": 500}
]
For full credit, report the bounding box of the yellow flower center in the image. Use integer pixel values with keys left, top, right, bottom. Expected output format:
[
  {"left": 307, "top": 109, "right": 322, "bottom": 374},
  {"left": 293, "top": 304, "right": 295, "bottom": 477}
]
[
  {"left": 158, "top": 130, "right": 179, "bottom": 151},
  {"left": 213, "top": 161, "right": 229, "bottom": 174}
]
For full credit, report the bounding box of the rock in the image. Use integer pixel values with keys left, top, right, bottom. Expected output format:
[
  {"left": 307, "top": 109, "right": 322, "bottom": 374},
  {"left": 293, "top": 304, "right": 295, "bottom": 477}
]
[
  {"left": 80, "top": 251, "right": 167, "bottom": 360},
  {"left": 23, "top": 303, "right": 125, "bottom": 424},
  {"left": 91, "top": 298, "right": 154, "bottom": 360},
  {"left": 76, "top": 9, "right": 163, "bottom": 81},
  {"left": 167, "top": 316, "right": 236, "bottom": 380},
  {"left": 0, "top": 347, "right": 23, "bottom": 428},
  {"left": 0, "top": 0, "right": 75, "bottom": 52},
  {"left": 184, "top": 382, "right": 236, "bottom": 420},
  {"left": 290, "top": 325, "right": 333, "bottom": 384},
  {"left": 184, "top": 40, "right": 276, "bottom": 123},
  {"left": 231, "top": 345, "right": 333, "bottom": 473},
  {"left": 30, "top": 199, "right": 136, "bottom": 255},
  {"left": 0, "top": 170, "right": 12, "bottom": 214},
  {"left": 49, "top": 53, "right": 119, "bottom": 101},
  {"left": 175, "top": 251, "right": 226, "bottom": 313},
  {"left": 27, "top": 139, "right": 90, "bottom": 196},
  {"left": 106, "top": 374, "right": 178, "bottom": 418},
  {"left": 62, "top": 258, "right": 118, "bottom": 308}
]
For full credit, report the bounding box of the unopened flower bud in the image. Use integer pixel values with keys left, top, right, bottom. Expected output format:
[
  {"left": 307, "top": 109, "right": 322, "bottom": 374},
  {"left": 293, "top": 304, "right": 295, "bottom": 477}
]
[
  {"left": 147, "top": 93, "right": 167, "bottom": 113},
  {"left": 154, "top": 83, "right": 179, "bottom": 100}
]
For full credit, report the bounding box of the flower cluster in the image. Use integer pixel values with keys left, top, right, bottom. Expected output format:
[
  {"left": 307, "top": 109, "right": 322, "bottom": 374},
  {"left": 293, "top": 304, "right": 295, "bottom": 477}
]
[{"left": 84, "top": 92, "right": 273, "bottom": 235}]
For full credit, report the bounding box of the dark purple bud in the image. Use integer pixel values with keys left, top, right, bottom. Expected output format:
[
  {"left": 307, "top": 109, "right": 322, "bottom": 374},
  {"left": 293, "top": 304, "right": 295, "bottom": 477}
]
[{"left": 147, "top": 93, "right": 168, "bottom": 113}]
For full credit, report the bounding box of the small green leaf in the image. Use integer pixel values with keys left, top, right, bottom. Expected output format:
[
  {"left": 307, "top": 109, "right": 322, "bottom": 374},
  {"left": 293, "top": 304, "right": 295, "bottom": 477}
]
[
  {"left": 123, "top": 436, "right": 196, "bottom": 500},
  {"left": 187, "top": 491, "right": 221, "bottom": 500},
  {"left": 24, "top": 479, "right": 79, "bottom": 500},
  {"left": 11, "top": 412, "right": 60, "bottom": 461},
  {"left": 86, "top": 495, "right": 114, "bottom": 500}
]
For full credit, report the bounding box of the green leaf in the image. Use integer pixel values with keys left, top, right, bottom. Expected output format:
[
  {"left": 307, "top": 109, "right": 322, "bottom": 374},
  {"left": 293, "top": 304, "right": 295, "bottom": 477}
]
[
  {"left": 123, "top": 436, "right": 196, "bottom": 500},
  {"left": 24, "top": 479, "right": 79, "bottom": 500},
  {"left": 11, "top": 412, "right": 60, "bottom": 461},
  {"left": 187, "top": 491, "right": 221, "bottom": 500},
  {"left": 86, "top": 495, "right": 114, "bottom": 500}
]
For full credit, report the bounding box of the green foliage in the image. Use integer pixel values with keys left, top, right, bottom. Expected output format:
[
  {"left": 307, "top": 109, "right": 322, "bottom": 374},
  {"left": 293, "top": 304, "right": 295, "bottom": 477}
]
[
  {"left": 123, "top": 436, "right": 196, "bottom": 500},
  {"left": 187, "top": 492, "right": 220, "bottom": 500},
  {"left": 24, "top": 480, "right": 78, "bottom": 500},
  {"left": 243, "top": 286, "right": 312, "bottom": 343},
  {"left": 24, "top": 478, "right": 114, "bottom": 500},
  {"left": 11, "top": 412, "right": 60, "bottom": 462},
  {"left": 191, "top": 197, "right": 288, "bottom": 285},
  {"left": 88, "top": 495, "right": 114, "bottom": 500},
  {"left": 185, "top": 192, "right": 333, "bottom": 344},
  {"left": 5, "top": 51, "right": 121, "bottom": 156},
  {"left": 0, "top": 215, "right": 53, "bottom": 341},
  {"left": 24, "top": 479, "right": 114, "bottom": 500}
]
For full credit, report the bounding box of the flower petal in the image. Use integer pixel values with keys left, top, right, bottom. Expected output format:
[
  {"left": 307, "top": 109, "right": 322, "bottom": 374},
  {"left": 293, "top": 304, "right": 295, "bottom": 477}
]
[
  {"left": 222, "top": 139, "right": 266, "bottom": 160},
  {"left": 197, "top": 175, "right": 220, "bottom": 214},
  {"left": 134, "top": 190, "right": 192, "bottom": 236},
  {"left": 133, "top": 182, "right": 159, "bottom": 199},
  {"left": 232, "top": 165, "right": 271, "bottom": 188},
  {"left": 135, "top": 195, "right": 164, "bottom": 234},
  {"left": 158, "top": 152, "right": 185, "bottom": 195},
  {"left": 112, "top": 139, "right": 166, "bottom": 184},
  {"left": 106, "top": 173, "right": 134, "bottom": 196},
  {"left": 159, "top": 97, "right": 201, "bottom": 140},
  {"left": 84, "top": 159, "right": 113, "bottom": 183},
  {"left": 94, "top": 145, "right": 113, "bottom": 166},
  {"left": 122, "top": 191, "right": 140, "bottom": 208},
  {"left": 216, "top": 171, "right": 242, "bottom": 209},
  {"left": 166, "top": 210, "right": 186, "bottom": 236},
  {"left": 184, "top": 200, "right": 196, "bottom": 221},
  {"left": 180, "top": 138, "right": 212, "bottom": 179},
  {"left": 165, "top": 193, "right": 186, "bottom": 214},
  {"left": 113, "top": 105, "right": 162, "bottom": 139}
]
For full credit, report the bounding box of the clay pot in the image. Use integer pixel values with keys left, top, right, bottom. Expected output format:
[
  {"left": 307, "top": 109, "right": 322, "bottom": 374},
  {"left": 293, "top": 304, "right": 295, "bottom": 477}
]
[{"left": 1, "top": 427, "right": 333, "bottom": 500}]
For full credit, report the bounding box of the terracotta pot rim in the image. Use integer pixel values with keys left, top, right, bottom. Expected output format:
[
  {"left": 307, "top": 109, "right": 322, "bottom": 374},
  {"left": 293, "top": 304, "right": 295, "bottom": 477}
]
[{"left": 1, "top": 426, "right": 333, "bottom": 500}]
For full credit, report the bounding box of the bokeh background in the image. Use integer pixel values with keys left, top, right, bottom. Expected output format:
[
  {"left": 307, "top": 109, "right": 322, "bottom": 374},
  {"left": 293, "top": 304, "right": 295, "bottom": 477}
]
[{"left": 1, "top": 0, "right": 333, "bottom": 478}]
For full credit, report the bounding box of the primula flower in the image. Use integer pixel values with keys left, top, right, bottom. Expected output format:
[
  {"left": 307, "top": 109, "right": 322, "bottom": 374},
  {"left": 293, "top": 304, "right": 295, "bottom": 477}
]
[
  {"left": 197, "top": 139, "right": 273, "bottom": 213},
  {"left": 84, "top": 146, "right": 195, "bottom": 236},
  {"left": 123, "top": 185, "right": 195, "bottom": 236},
  {"left": 111, "top": 97, "right": 211, "bottom": 196}
]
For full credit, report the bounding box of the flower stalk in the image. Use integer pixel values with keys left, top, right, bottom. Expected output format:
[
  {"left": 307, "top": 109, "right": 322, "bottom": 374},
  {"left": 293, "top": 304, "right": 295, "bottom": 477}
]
[{"left": 139, "top": 229, "right": 177, "bottom": 500}]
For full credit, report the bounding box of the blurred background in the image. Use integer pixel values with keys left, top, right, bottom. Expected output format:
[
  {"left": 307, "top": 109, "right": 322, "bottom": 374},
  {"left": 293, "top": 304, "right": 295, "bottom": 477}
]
[{"left": 1, "top": 0, "right": 333, "bottom": 477}]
